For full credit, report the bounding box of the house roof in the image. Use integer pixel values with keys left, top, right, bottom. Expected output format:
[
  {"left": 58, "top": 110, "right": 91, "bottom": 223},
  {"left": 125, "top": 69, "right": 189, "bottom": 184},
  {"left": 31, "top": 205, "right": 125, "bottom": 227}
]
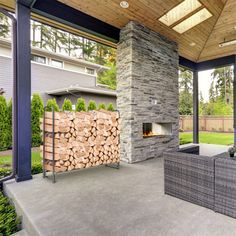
[{"left": 46, "top": 85, "right": 117, "bottom": 97}]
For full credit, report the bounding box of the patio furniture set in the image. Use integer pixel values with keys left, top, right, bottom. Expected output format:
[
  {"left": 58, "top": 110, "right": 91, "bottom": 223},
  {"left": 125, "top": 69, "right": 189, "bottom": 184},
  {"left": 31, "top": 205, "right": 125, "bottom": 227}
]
[{"left": 164, "top": 146, "right": 236, "bottom": 219}]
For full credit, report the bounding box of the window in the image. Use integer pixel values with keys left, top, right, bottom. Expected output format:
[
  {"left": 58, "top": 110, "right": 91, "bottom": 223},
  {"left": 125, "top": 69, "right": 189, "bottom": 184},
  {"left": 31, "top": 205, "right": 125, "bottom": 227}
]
[
  {"left": 31, "top": 54, "right": 46, "bottom": 64},
  {"left": 159, "top": 0, "right": 202, "bottom": 26},
  {"left": 51, "top": 59, "right": 63, "bottom": 68},
  {"left": 86, "top": 68, "right": 95, "bottom": 75},
  {"left": 173, "top": 8, "right": 212, "bottom": 34}
]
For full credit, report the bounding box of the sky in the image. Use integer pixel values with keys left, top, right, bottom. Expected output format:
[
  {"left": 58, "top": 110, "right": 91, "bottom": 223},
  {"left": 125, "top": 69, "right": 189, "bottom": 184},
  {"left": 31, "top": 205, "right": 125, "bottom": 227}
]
[{"left": 198, "top": 69, "right": 213, "bottom": 102}]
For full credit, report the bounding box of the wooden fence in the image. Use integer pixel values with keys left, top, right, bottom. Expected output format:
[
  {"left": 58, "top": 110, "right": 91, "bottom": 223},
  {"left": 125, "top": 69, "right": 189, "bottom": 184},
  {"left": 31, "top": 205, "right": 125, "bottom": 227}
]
[{"left": 179, "top": 115, "right": 233, "bottom": 133}]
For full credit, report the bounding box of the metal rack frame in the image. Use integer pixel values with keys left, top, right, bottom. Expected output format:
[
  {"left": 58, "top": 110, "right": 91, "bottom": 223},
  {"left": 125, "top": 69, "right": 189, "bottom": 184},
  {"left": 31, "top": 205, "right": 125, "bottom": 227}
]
[{"left": 42, "top": 109, "right": 120, "bottom": 183}]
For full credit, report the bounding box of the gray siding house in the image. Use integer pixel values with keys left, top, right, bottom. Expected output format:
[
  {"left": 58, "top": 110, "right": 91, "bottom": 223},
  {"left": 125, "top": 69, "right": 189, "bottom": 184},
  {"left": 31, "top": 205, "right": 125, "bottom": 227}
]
[{"left": 0, "top": 38, "right": 116, "bottom": 108}]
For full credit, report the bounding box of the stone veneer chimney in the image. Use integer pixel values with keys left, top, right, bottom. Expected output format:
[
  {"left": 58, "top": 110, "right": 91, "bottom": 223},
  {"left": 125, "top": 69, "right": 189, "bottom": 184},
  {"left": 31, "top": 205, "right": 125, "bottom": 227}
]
[{"left": 117, "top": 21, "right": 179, "bottom": 163}]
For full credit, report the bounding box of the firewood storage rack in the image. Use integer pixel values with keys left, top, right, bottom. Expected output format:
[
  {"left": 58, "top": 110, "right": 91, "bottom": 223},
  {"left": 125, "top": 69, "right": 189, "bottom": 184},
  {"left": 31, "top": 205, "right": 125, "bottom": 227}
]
[{"left": 42, "top": 108, "right": 120, "bottom": 183}]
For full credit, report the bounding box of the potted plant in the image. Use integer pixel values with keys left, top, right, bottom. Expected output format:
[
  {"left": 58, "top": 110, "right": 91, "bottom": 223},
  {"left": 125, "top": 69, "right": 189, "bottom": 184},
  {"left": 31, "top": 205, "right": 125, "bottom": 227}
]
[{"left": 228, "top": 146, "right": 236, "bottom": 158}]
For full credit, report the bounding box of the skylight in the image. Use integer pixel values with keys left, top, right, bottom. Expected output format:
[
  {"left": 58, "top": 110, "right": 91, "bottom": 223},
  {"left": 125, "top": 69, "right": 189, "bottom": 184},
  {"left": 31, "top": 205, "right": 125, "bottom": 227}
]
[
  {"left": 159, "top": 0, "right": 202, "bottom": 26},
  {"left": 173, "top": 8, "right": 212, "bottom": 33}
]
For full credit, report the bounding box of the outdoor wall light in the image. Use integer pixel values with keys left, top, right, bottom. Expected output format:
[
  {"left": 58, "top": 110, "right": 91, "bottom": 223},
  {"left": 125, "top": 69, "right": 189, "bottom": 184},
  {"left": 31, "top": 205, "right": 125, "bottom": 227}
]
[
  {"left": 120, "top": 1, "right": 129, "bottom": 9},
  {"left": 219, "top": 39, "right": 236, "bottom": 47}
]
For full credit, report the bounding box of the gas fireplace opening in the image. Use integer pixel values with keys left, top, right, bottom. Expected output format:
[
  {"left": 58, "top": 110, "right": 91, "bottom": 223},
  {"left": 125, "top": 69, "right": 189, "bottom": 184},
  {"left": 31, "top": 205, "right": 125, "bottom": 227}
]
[{"left": 143, "top": 122, "right": 172, "bottom": 138}]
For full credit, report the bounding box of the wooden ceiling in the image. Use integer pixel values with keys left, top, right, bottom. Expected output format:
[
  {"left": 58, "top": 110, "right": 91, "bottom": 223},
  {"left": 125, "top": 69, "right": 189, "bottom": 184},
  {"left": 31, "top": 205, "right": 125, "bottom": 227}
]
[
  {"left": 58, "top": 0, "right": 236, "bottom": 62},
  {"left": 1, "top": 0, "right": 236, "bottom": 62}
]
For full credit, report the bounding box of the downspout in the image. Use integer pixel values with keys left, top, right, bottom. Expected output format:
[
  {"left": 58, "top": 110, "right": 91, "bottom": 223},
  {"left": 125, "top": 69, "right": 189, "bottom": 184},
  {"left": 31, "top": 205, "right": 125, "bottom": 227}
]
[{"left": 0, "top": 8, "right": 17, "bottom": 185}]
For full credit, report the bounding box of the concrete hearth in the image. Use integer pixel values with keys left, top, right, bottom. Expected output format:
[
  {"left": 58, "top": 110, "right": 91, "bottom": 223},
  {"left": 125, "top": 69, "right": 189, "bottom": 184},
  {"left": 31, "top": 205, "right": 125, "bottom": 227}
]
[{"left": 117, "top": 21, "right": 179, "bottom": 163}]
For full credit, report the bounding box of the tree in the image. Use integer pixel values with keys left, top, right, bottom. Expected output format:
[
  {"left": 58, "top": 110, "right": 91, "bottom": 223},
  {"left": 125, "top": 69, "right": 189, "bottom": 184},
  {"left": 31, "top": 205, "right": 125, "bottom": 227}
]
[
  {"left": 76, "top": 98, "right": 86, "bottom": 112},
  {"left": 211, "top": 66, "right": 233, "bottom": 103},
  {"left": 107, "top": 103, "right": 115, "bottom": 111},
  {"left": 179, "top": 68, "right": 193, "bottom": 115},
  {"left": 98, "top": 103, "right": 106, "bottom": 110},
  {"left": 0, "top": 96, "right": 10, "bottom": 150},
  {"left": 62, "top": 98, "right": 72, "bottom": 111},
  {"left": 7, "top": 99, "right": 12, "bottom": 148},
  {"left": 0, "top": 13, "right": 10, "bottom": 38},
  {"left": 45, "top": 98, "right": 59, "bottom": 112},
  {"left": 97, "top": 62, "right": 117, "bottom": 90},
  {"left": 87, "top": 100, "right": 97, "bottom": 111},
  {"left": 31, "top": 94, "right": 44, "bottom": 146}
]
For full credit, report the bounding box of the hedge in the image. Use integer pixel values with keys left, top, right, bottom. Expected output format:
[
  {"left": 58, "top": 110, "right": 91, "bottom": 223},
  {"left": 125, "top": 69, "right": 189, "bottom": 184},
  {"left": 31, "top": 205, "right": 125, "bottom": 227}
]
[
  {"left": 0, "top": 95, "right": 116, "bottom": 151},
  {"left": 31, "top": 94, "right": 44, "bottom": 147},
  {"left": 0, "top": 191, "right": 20, "bottom": 236}
]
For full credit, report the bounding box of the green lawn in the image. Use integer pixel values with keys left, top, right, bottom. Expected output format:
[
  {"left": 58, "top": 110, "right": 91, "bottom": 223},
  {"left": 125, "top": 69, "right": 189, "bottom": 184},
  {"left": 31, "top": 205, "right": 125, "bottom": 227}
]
[
  {"left": 180, "top": 132, "right": 234, "bottom": 146},
  {"left": 0, "top": 152, "right": 41, "bottom": 168}
]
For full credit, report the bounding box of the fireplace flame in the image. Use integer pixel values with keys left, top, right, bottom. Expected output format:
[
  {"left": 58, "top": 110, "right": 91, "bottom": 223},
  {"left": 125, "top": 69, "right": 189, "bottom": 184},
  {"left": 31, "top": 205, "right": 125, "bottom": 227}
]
[{"left": 143, "top": 131, "right": 157, "bottom": 137}]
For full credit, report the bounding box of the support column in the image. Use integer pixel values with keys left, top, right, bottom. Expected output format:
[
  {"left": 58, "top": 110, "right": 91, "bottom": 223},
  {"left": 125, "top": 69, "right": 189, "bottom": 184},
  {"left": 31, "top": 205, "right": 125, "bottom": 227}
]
[
  {"left": 193, "top": 70, "right": 199, "bottom": 144},
  {"left": 234, "top": 56, "right": 236, "bottom": 146},
  {"left": 15, "top": 2, "right": 32, "bottom": 181}
]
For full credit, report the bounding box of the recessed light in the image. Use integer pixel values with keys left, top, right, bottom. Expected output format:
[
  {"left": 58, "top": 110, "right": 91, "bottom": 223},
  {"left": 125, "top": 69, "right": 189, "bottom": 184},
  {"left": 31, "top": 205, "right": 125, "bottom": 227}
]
[
  {"left": 234, "top": 25, "right": 236, "bottom": 31},
  {"left": 120, "top": 1, "right": 129, "bottom": 9},
  {"left": 190, "top": 42, "right": 196, "bottom": 46}
]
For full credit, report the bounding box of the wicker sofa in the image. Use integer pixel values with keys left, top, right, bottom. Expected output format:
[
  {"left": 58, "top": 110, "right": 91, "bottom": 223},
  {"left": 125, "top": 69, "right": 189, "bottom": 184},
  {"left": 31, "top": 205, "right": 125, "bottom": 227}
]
[{"left": 164, "top": 148, "right": 216, "bottom": 210}]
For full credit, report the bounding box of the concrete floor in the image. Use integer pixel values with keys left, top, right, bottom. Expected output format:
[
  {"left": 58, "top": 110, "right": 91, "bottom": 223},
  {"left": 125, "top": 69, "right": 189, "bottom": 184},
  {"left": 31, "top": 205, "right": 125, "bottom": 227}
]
[{"left": 4, "top": 150, "right": 236, "bottom": 236}]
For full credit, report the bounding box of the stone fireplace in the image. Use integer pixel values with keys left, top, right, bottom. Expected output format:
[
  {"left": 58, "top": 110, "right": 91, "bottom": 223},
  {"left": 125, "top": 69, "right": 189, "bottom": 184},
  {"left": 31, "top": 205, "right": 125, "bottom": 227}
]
[
  {"left": 143, "top": 122, "right": 173, "bottom": 138},
  {"left": 117, "top": 21, "right": 179, "bottom": 163}
]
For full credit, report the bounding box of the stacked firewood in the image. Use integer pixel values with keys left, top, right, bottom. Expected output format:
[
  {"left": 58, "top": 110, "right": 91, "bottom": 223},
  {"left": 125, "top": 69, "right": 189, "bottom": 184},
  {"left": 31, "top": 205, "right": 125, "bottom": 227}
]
[{"left": 40, "top": 110, "right": 120, "bottom": 172}]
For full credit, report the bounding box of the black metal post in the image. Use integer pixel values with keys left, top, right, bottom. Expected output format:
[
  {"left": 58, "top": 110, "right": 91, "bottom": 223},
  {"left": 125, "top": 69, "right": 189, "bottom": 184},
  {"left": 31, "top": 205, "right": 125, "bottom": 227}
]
[
  {"left": 15, "top": 2, "right": 32, "bottom": 182},
  {"left": 234, "top": 56, "right": 236, "bottom": 146},
  {"left": 193, "top": 70, "right": 199, "bottom": 144}
]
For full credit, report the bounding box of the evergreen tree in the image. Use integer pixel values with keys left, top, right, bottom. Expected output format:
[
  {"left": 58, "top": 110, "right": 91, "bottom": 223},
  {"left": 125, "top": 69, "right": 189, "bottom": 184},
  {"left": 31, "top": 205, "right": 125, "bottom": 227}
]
[
  {"left": 7, "top": 99, "right": 12, "bottom": 148},
  {"left": 45, "top": 98, "right": 59, "bottom": 112},
  {"left": 211, "top": 66, "right": 233, "bottom": 104},
  {"left": 0, "top": 96, "right": 10, "bottom": 150},
  {"left": 62, "top": 98, "right": 72, "bottom": 111},
  {"left": 179, "top": 68, "right": 193, "bottom": 115},
  {"left": 31, "top": 94, "right": 44, "bottom": 147},
  {"left": 107, "top": 103, "right": 115, "bottom": 111},
  {"left": 98, "top": 103, "right": 106, "bottom": 110},
  {"left": 0, "top": 13, "right": 10, "bottom": 38},
  {"left": 76, "top": 98, "right": 86, "bottom": 112},
  {"left": 87, "top": 100, "right": 97, "bottom": 111}
]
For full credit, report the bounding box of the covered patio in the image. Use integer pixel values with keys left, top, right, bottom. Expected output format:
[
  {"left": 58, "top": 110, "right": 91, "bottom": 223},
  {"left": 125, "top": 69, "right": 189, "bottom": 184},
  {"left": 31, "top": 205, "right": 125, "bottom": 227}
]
[
  {"left": 1, "top": 0, "right": 236, "bottom": 235},
  {"left": 5, "top": 145, "right": 235, "bottom": 236}
]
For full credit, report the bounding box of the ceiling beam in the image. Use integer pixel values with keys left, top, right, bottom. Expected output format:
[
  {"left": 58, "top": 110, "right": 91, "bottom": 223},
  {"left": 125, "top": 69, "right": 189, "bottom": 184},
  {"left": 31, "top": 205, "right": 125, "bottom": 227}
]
[
  {"left": 32, "top": 0, "right": 120, "bottom": 44},
  {"left": 197, "top": 54, "right": 236, "bottom": 71}
]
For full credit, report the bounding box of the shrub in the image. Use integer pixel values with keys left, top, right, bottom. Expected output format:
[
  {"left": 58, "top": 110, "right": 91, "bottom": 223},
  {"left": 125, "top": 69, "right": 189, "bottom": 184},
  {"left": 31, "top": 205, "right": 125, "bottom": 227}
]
[
  {"left": 45, "top": 98, "right": 59, "bottom": 112},
  {"left": 87, "top": 100, "right": 97, "bottom": 111},
  {"left": 7, "top": 99, "right": 12, "bottom": 148},
  {"left": 31, "top": 94, "right": 44, "bottom": 147},
  {"left": 98, "top": 103, "right": 106, "bottom": 110},
  {"left": 0, "top": 191, "right": 20, "bottom": 236},
  {"left": 107, "top": 103, "right": 115, "bottom": 111},
  {"left": 62, "top": 98, "right": 72, "bottom": 111},
  {"left": 0, "top": 168, "right": 11, "bottom": 179},
  {"left": 0, "top": 96, "right": 11, "bottom": 151},
  {"left": 76, "top": 98, "right": 86, "bottom": 112},
  {"left": 31, "top": 163, "right": 43, "bottom": 175}
]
